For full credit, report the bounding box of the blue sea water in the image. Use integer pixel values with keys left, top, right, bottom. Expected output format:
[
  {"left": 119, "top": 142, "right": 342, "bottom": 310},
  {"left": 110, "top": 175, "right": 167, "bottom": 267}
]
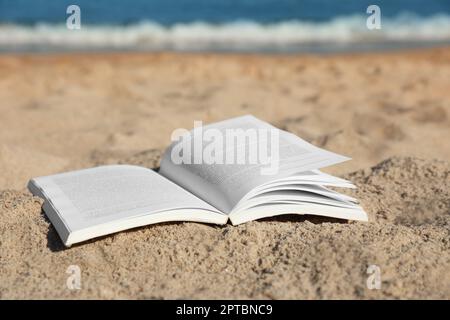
[{"left": 1, "top": 0, "right": 450, "bottom": 52}]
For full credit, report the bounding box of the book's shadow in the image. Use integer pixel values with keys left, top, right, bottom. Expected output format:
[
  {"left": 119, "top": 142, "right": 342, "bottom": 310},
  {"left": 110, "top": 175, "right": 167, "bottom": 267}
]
[
  {"left": 43, "top": 210, "right": 66, "bottom": 252},
  {"left": 259, "top": 214, "right": 347, "bottom": 225}
]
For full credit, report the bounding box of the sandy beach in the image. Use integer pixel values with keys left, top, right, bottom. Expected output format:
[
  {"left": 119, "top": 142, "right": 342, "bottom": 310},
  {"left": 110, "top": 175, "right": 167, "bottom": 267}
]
[{"left": 0, "top": 48, "right": 449, "bottom": 299}]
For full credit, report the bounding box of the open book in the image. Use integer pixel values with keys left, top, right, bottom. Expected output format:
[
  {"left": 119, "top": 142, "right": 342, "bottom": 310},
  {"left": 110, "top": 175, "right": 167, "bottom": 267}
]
[{"left": 28, "top": 115, "right": 368, "bottom": 246}]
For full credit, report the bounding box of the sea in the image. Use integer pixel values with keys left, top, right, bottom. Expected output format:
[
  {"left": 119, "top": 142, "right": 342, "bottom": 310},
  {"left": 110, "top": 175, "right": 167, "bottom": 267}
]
[{"left": 1, "top": 0, "right": 450, "bottom": 52}]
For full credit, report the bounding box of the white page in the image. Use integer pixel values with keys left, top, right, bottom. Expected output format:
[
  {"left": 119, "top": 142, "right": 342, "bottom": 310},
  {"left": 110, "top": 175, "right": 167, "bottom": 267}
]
[
  {"left": 242, "top": 170, "right": 356, "bottom": 201},
  {"left": 160, "top": 115, "right": 350, "bottom": 212},
  {"left": 232, "top": 190, "right": 359, "bottom": 213},
  {"left": 241, "top": 183, "right": 358, "bottom": 204},
  {"left": 29, "top": 165, "right": 223, "bottom": 235},
  {"left": 252, "top": 169, "right": 355, "bottom": 187}
]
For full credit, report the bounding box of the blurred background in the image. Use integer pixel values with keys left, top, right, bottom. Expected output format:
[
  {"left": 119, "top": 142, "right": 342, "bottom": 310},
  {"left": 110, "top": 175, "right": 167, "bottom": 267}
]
[
  {"left": 1, "top": 0, "right": 450, "bottom": 53},
  {"left": 1, "top": 1, "right": 450, "bottom": 300}
]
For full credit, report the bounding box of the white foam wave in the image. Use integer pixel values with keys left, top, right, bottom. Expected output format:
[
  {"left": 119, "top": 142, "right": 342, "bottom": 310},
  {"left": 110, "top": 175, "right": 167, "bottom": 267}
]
[{"left": 1, "top": 13, "right": 450, "bottom": 51}]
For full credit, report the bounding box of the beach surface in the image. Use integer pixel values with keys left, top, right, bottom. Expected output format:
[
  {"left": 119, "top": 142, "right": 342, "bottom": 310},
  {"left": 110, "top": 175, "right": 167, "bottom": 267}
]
[{"left": 0, "top": 48, "right": 449, "bottom": 299}]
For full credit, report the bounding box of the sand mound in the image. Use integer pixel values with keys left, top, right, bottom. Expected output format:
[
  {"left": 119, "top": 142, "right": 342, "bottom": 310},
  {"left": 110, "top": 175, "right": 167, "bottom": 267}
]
[
  {"left": 346, "top": 157, "right": 450, "bottom": 226},
  {"left": 0, "top": 156, "right": 448, "bottom": 299}
]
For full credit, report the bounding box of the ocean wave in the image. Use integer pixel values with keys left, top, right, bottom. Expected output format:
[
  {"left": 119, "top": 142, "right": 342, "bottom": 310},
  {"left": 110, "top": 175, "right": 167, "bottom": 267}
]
[{"left": 1, "top": 13, "right": 450, "bottom": 52}]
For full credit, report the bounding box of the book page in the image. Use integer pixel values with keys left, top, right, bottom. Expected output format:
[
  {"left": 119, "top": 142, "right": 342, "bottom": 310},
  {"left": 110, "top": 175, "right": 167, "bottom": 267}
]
[
  {"left": 30, "top": 165, "right": 222, "bottom": 234},
  {"left": 159, "top": 115, "right": 349, "bottom": 212},
  {"left": 233, "top": 190, "right": 359, "bottom": 213},
  {"left": 242, "top": 183, "right": 358, "bottom": 204}
]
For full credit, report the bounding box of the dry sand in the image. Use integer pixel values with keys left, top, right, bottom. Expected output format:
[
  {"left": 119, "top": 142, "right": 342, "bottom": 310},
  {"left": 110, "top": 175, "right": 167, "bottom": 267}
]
[{"left": 0, "top": 48, "right": 449, "bottom": 299}]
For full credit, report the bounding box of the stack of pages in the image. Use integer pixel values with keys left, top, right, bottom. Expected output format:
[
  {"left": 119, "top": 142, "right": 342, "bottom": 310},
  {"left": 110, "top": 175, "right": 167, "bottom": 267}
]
[{"left": 28, "top": 115, "right": 368, "bottom": 246}]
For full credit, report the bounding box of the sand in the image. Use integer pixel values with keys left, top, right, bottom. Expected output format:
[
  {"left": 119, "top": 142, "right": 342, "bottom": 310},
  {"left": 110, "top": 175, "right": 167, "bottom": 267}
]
[{"left": 0, "top": 48, "right": 449, "bottom": 299}]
